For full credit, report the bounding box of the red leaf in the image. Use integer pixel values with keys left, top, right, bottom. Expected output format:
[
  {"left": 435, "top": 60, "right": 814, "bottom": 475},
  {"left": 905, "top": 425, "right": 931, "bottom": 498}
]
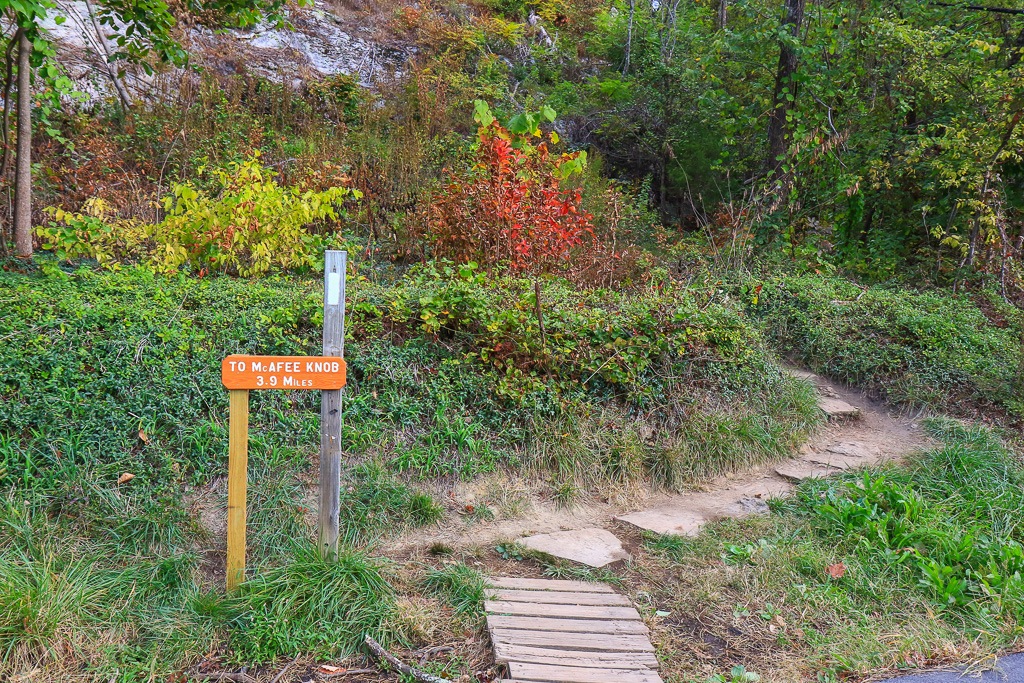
[{"left": 826, "top": 562, "right": 847, "bottom": 579}]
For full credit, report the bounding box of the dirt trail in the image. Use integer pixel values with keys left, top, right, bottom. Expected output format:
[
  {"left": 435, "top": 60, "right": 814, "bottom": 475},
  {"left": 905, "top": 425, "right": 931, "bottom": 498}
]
[{"left": 392, "top": 368, "right": 934, "bottom": 557}]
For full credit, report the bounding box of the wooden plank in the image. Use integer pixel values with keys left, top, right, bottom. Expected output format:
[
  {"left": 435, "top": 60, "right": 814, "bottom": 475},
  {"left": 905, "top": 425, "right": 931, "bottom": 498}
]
[
  {"left": 508, "top": 662, "right": 663, "bottom": 683},
  {"left": 493, "top": 643, "right": 658, "bottom": 668},
  {"left": 485, "top": 601, "right": 641, "bottom": 621},
  {"left": 488, "top": 577, "right": 615, "bottom": 593},
  {"left": 487, "top": 589, "right": 631, "bottom": 606},
  {"left": 226, "top": 388, "right": 249, "bottom": 591},
  {"left": 487, "top": 615, "right": 649, "bottom": 634},
  {"left": 319, "top": 250, "right": 346, "bottom": 558},
  {"left": 490, "top": 629, "right": 654, "bottom": 652}
]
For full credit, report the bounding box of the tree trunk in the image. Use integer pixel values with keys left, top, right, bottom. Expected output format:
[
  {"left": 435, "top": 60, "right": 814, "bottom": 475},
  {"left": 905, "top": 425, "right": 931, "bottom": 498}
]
[
  {"left": 715, "top": 0, "right": 728, "bottom": 29},
  {"left": 1007, "top": 24, "right": 1024, "bottom": 68},
  {"left": 765, "top": 0, "right": 806, "bottom": 180},
  {"left": 967, "top": 109, "right": 1021, "bottom": 268},
  {"left": 13, "top": 29, "right": 31, "bottom": 258},
  {"left": 84, "top": 0, "right": 132, "bottom": 109},
  {"left": 623, "top": 0, "right": 635, "bottom": 75},
  {"left": 1, "top": 29, "right": 21, "bottom": 180}
]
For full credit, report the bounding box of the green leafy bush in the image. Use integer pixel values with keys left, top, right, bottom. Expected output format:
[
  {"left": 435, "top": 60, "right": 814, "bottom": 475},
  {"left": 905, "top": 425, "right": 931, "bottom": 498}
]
[
  {"left": 789, "top": 419, "right": 1024, "bottom": 617},
  {"left": 38, "top": 156, "right": 360, "bottom": 277},
  {"left": 747, "top": 274, "right": 1024, "bottom": 419},
  {"left": 37, "top": 198, "right": 147, "bottom": 266},
  {"left": 151, "top": 155, "right": 358, "bottom": 276}
]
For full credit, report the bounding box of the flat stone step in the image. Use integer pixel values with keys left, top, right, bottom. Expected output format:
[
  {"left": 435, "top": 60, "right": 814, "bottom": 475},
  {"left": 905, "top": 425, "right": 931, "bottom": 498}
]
[
  {"left": 820, "top": 396, "right": 860, "bottom": 419},
  {"left": 775, "top": 463, "right": 833, "bottom": 481},
  {"left": 616, "top": 476, "right": 790, "bottom": 537},
  {"left": 616, "top": 507, "right": 708, "bottom": 537},
  {"left": 520, "top": 528, "right": 629, "bottom": 567}
]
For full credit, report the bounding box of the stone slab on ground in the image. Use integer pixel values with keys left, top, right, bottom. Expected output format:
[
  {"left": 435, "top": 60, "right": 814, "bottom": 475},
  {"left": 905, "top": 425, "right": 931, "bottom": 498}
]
[
  {"left": 616, "top": 476, "right": 791, "bottom": 537},
  {"left": 616, "top": 507, "right": 709, "bottom": 537},
  {"left": 876, "top": 653, "right": 1024, "bottom": 682},
  {"left": 521, "top": 528, "right": 629, "bottom": 567},
  {"left": 775, "top": 464, "right": 834, "bottom": 482},
  {"left": 803, "top": 454, "right": 857, "bottom": 469},
  {"left": 826, "top": 441, "right": 877, "bottom": 457},
  {"left": 785, "top": 368, "right": 819, "bottom": 381},
  {"left": 820, "top": 396, "right": 861, "bottom": 419}
]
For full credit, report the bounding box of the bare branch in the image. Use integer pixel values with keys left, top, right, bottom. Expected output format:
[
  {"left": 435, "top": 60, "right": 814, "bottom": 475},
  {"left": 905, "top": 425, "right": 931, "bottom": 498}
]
[{"left": 363, "top": 636, "right": 450, "bottom": 683}]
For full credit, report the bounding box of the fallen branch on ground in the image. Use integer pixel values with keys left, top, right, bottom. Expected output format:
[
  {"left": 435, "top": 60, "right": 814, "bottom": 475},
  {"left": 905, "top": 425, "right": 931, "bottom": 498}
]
[
  {"left": 364, "top": 636, "right": 450, "bottom": 683},
  {"left": 415, "top": 645, "right": 455, "bottom": 665},
  {"left": 187, "top": 673, "right": 256, "bottom": 683},
  {"left": 270, "top": 655, "right": 300, "bottom": 683},
  {"left": 321, "top": 668, "right": 377, "bottom": 678}
]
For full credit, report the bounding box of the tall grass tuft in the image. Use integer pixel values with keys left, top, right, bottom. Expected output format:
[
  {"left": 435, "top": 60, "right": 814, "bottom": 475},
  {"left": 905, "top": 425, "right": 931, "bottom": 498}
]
[
  {"left": 422, "top": 564, "right": 488, "bottom": 617},
  {"left": 225, "top": 544, "right": 401, "bottom": 664}
]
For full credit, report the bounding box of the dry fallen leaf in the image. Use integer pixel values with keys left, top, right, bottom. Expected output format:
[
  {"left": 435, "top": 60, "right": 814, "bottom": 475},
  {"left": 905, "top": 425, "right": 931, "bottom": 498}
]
[
  {"left": 772, "top": 614, "right": 787, "bottom": 628},
  {"left": 317, "top": 665, "right": 342, "bottom": 674},
  {"left": 827, "top": 562, "right": 847, "bottom": 579},
  {"left": 117, "top": 472, "right": 135, "bottom": 485},
  {"left": 138, "top": 428, "right": 149, "bottom": 443}
]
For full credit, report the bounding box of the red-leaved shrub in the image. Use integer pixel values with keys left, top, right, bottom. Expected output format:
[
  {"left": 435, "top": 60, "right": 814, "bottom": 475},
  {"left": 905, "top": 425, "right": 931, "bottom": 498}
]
[{"left": 422, "top": 121, "right": 595, "bottom": 273}]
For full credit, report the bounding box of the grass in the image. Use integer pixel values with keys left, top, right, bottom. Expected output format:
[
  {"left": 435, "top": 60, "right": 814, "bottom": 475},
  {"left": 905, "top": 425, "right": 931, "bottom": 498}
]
[
  {"left": 12, "top": 259, "right": 1021, "bottom": 678},
  {"left": 747, "top": 273, "right": 1024, "bottom": 422},
  {"left": 0, "top": 260, "right": 823, "bottom": 675},
  {"left": 224, "top": 545, "right": 401, "bottom": 665},
  {"left": 422, "top": 564, "right": 488, "bottom": 616},
  {"left": 629, "top": 419, "right": 1024, "bottom": 681},
  {"left": 339, "top": 462, "right": 444, "bottom": 544}
]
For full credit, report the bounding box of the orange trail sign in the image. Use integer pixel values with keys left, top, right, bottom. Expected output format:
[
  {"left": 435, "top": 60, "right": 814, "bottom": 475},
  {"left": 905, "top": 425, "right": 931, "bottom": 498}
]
[{"left": 221, "top": 355, "right": 347, "bottom": 390}]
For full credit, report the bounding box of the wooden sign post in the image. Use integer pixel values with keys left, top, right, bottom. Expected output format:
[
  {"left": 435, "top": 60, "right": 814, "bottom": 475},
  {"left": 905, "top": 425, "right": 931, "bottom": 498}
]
[
  {"left": 320, "top": 250, "right": 346, "bottom": 559},
  {"left": 221, "top": 251, "right": 347, "bottom": 591}
]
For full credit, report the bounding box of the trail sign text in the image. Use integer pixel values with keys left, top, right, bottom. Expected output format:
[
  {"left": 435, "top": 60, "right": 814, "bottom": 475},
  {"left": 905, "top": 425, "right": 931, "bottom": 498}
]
[{"left": 221, "top": 355, "right": 346, "bottom": 390}]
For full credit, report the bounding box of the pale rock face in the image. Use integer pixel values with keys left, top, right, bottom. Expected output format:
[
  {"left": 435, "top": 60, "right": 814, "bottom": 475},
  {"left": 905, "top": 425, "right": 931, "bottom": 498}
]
[{"left": 37, "top": 3, "right": 408, "bottom": 104}]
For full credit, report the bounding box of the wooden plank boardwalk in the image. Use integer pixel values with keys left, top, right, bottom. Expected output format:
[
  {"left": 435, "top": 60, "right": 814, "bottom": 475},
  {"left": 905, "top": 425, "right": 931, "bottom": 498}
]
[{"left": 484, "top": 577, "right": 662, "bottom": 683}]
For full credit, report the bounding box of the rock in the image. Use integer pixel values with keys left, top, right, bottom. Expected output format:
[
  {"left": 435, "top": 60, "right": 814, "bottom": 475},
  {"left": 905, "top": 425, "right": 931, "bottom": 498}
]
[
  {"left": 775, "top": 464, "right": 833, "bottom": 482},
  {"left": 520, "top": 528, "right": 629, "bottom": 567},
  {"left": 803, "top": 455, "right": 853, "bottom": 470},
  {"left": 801, "top": 441, "right": 876, "bottom": 469},
  {"left": 617, "top": 508, "right": 709, "bottom": 537},
  {"left": 619, "top": 476, "right": 791, "bottom": 537},
  {"left": 737, "top": 496, "right": 771, "bottom": 514},
  {"left": 820, "top": 397, "right": 860, "bottom": 419},
  {"left": 825, "top": 441, "right": 875, "bottom": 457},
  {"left": 785, "top": 368, "right": 818, "bottom": 381}
]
